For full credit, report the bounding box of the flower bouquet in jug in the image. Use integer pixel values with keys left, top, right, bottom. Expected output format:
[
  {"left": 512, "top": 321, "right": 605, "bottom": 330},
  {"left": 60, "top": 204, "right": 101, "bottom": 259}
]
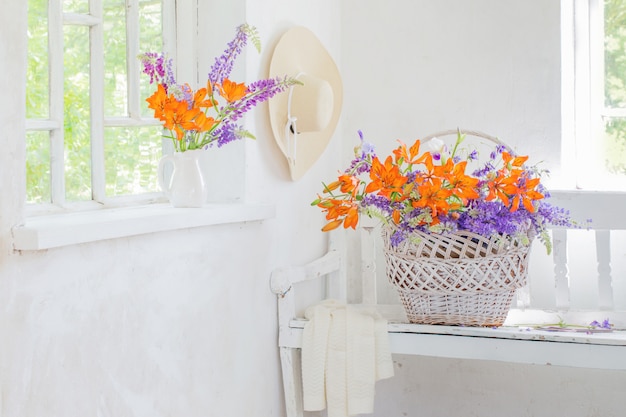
[{"left": 139, "top": 23, "right": 299, "bottom": 152}]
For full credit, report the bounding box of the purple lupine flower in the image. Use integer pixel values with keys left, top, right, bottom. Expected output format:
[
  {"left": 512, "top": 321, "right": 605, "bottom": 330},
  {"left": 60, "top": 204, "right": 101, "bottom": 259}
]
[
  {"left": 390, "top": 229, "right": 407, "bottom": 247},
  {"left": 590, "top": 319, "right": 612, "bottom": 329},
  {"left": 221, "top": 76, "right": 296, "bottom": 123},
  {"left": 472, "top": 161, "right": 496, "bottom": 177},
  {"left": 139, "top": 52, "right": 176, "bottom": 90},
  {"left": 214, "top": 123, "right": 238, "bottom": 147},
  {"left": 208, "top": 24, "right": 250, "bottom": 88},
  {"left": 362, "top": 194, "right": 394, "bottom": 216}
]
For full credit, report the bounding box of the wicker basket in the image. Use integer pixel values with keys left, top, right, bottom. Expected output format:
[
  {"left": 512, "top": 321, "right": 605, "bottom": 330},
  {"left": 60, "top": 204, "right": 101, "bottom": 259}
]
[{"left": 382, "top": 227, "right": 532, "bottom": 327}]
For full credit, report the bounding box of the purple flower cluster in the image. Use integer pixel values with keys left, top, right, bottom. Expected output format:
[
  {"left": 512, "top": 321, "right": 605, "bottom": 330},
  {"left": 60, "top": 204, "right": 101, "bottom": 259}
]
[
  {"left": 457, "top": 200, "right": 531, "bottom": 237},
  {"left": 139, "top": 52, "right": 176, "bottom": 90},
  {"left": 221, "top": 77, "right": 294, "bottom": 123},
  {"left": 346, "top": 131, "right": 376, "bottom": 174},
  {"left": 208, "top": 24, "right": 252, "bottom": 88},
  {"left": 214, "top": 123, "right": 238, "bottom": 148},
  {"left": 590, "top": 318, "right": 612, "bottom": 329}
]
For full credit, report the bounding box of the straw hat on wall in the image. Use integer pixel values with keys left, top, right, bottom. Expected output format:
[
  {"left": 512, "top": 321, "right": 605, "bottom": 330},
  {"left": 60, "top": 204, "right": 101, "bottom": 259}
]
[{"left": 268, "top": 26, "right": 343, "bottom": 181}]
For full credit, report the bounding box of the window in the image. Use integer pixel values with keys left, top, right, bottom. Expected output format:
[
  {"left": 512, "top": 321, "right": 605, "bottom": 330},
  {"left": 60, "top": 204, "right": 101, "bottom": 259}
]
[
  {"left": 563, "top": 0, "right": 626, "bottom": 190},
  {"left": 25, "top": 0, "right": 175, "bottom": 208}
]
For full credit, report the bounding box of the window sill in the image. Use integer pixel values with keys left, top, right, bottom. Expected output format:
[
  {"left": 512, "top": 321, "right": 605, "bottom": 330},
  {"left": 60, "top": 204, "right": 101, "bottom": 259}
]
[{"left": 12, "top": 202, "right": 276, "bottom": 251}]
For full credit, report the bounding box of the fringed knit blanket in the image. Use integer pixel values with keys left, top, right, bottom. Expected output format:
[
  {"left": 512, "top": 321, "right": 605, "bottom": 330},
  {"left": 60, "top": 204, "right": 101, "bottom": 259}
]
[{"left": 302, "top": 299, "right": 394, "bottom": 417}]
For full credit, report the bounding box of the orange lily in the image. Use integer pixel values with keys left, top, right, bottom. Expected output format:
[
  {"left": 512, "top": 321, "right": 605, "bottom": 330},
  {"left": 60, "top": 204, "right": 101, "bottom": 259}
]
[
  {"left": 412, "top": 178, "right": 453, "bottom": 218},
  {"left": 365, "top": 156, "right": 408, "bottom": 198},
  {"left": 193, "top": 112, "right": 217, "bottom": 132},
  {"left": 163, "top": 99, "right": 201, "bottom": 140},
  {"left": 502, "top": 151, "right": 529, "bottom": 170},
  {"left": 446, "top": 161, "right": 480, "bottom": 201},
  {"left": 146, "top": 84, "right": 170, "bottom": 121},
  {"left": 503, "top": 175, "right": 544, "bottom": 212},
  {"left": 392, "top": 139, "right": 425, "bottom": 166},
  {"left": 317, "top": 199, "right": 360, "bottom": 231},
  {"left": 218, "top": 78, "right": 248, "bottom": 102}
]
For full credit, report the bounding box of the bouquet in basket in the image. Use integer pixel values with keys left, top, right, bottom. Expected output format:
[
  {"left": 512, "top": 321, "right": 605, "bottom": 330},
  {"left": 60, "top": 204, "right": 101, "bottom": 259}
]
[{"left": 312, "top": 130, "right": 573, "bottom": 254}]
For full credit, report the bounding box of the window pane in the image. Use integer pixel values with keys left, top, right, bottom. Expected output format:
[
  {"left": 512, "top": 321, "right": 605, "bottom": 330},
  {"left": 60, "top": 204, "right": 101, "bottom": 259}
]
[
  {"left": 63, "top": 0, "right": 88, "bottom": 13},
  {"left": 104, "top": 126, "right": 163, "bottom": 196},
  {"left": 26, "top": 131, "right": 51, "bottom": 203},
  {"left": 103, "top": 0, "right": 127, "bottom": 116},
  {"left": 139, "top": 0, "right": 163, "bottom": 118},
  {"left": 26, "top": 0, "right": 49, "bottom": 119},
  {"left": 604, "top": 0, "right": 626, "bottom": 108},
  {"left": 64, "top": 25, "right": 92, "bottom": 201},
  {"left": 604, "top": 118, "right": 626, "bottom": 175}
]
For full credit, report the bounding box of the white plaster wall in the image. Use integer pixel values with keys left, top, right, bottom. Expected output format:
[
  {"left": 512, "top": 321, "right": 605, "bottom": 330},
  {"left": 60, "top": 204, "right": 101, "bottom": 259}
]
[
  {"left": 340, "top": 1, "right": 626, "bottom": 416},
  {"left": 0, "top": 1, "right": 339, "bottom": 416}
]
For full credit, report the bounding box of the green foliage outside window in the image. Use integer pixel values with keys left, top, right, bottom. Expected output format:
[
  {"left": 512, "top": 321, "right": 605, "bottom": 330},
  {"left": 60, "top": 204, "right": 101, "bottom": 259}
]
[{"left": 604, "top": 0, "right": 626, "bottom": 175}]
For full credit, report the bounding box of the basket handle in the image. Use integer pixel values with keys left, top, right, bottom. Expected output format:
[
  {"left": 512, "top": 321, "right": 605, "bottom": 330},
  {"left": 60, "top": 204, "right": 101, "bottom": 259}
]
[{"left": 421, "top": 128, "right": 512, "bottom": 152}]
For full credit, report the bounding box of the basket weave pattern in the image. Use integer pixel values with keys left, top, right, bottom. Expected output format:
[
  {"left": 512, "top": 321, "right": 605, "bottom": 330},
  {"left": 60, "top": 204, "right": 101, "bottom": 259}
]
[{"left": 382, "top": 227, "right": 531, "bottom": 327}]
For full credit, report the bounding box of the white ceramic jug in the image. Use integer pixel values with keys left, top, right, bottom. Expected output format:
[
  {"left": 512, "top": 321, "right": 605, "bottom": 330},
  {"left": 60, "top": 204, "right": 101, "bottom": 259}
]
[{"left": 157, "top": 149, "right": 208, "bottom": 207}]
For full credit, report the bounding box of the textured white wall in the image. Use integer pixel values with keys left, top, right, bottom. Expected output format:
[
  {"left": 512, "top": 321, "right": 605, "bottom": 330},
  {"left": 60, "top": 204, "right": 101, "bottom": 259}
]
[{"left": 340, "top": 1, "right": 626, "bottom": 417}]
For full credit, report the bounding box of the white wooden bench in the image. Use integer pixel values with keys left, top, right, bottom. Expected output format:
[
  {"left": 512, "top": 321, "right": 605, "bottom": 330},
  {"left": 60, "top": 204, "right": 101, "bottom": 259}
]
[{"left": 271, "top": 190, "right": 626, "bottom": 417}]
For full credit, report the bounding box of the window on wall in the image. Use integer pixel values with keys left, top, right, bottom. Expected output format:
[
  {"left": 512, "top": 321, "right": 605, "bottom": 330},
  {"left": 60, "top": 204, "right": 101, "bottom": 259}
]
[
  {"left": 25, "top": 0, "right": 175, "bottom": 207},
  {"left": 563, "top": 0, "right": 626, "bottom": 190}
]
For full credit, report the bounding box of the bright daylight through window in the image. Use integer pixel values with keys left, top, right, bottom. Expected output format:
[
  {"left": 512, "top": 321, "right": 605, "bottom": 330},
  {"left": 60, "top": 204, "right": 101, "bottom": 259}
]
[
  {"left": 567, "top": 0, "right": 626, "bottom": 190},
  {"left": 26, "top": 0, "right": 169, "bottom": 206}
]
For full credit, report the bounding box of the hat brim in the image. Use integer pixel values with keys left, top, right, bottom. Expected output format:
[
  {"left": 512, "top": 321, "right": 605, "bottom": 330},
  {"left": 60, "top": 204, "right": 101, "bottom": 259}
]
[{"left": 268, "top": 26, "right": 343, "bottom": 181}]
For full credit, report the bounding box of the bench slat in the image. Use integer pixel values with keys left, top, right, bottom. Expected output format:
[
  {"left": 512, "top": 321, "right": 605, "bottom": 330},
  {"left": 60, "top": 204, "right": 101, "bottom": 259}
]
[{"left": 596, "top": 230, "right": 614, "bottom": 309}]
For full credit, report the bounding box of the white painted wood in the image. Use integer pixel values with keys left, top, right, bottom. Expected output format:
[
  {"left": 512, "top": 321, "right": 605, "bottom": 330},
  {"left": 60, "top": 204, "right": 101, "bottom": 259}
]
[
  {"left": 104, "top": 117, "right": 162, "bottom": 127},
  {"left": 360, "top": 225, "right": 377, "bottom": 305},
  {"left": 126, "top": 0, "right": 141, "bottom": 120},
  {"left": 49, "top": 0, "right": 65, "bottom": 205},
  {"left": 279, "top": 347, "right": 304, "bottom": 417},
  {"left": 596, "top": 230, "right": 614, "bottom": 309},
  {"left": 89, "top": 0, "right": 106, "bottom": 202},
  {"left": 12, "top": 203, "right": 275, "bottom": 250},
  {"left": 63, "top": 12, "right": 100, "bottom": 26},
  {"left": 553, "top": 228, "right": 570, "bottom": 310},
  {"left": 25, "top": 119, "right": 62, "bottom": 130}
]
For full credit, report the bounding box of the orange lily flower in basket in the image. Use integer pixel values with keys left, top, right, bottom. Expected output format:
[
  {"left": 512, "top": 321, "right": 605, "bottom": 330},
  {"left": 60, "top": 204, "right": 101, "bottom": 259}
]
[
  {"left": 413, "top": 178, "right": 453, "bottom": 218},
  {"left": 485, "top": 169, "right": 519, "bottom": 208},
  {"left": 418, "top": 153, "right": 448, "bottom": 185},
  {"left": 502, "top": 151, "right": 529, "bottom": 171},
  {"left": 365, "top": 156, "right": 408, "bottom": 198},
  {"left": 318, "top": 199, "right": 360, "bottom": 231},
  {"left": 393, "top": 140, "right": 425, "bottom": 166},
  {"left": 503, "top": 174, "right": 544, "bottom": 213},
  {"left": 446, "top": 160, "right": 480, "bottom": 201}
]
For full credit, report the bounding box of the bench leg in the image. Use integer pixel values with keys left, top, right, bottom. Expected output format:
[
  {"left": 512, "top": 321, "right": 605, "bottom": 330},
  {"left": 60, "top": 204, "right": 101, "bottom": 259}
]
[{"left": 279, "top": 346, "right": 304, "bottom": 417}]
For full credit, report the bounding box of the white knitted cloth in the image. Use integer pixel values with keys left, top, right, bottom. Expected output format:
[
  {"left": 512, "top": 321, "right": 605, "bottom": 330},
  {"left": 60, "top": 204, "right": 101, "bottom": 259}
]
[{"left": 302, "top": 299, "right": 394, "bottom": 417}]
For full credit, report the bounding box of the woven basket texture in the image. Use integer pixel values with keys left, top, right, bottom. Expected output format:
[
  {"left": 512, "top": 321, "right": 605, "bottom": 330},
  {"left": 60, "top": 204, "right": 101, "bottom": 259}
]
[{"left": 382, "top": 227, "right": 532, "bottom": 327}]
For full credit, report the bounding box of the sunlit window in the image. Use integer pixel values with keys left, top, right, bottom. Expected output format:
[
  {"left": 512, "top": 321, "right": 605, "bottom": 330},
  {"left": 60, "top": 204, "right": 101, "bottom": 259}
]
[
  {"left": 25, "top": 0, "right": 174, "bottom": 206},
  {"left": 563, "top": 0, "right": 626, "bottom": 190}
]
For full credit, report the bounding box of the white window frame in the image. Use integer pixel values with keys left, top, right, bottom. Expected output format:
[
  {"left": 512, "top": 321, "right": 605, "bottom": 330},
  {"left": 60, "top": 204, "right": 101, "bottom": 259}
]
[
  {"left": 562, "top": 0, "right": 626, "bottom": 191},
  {"left": 25, "top": 0, "right": 176, "bottom": 214},
  {"left": 15, "top": 0, "right": 273, "bottom": 251}
]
